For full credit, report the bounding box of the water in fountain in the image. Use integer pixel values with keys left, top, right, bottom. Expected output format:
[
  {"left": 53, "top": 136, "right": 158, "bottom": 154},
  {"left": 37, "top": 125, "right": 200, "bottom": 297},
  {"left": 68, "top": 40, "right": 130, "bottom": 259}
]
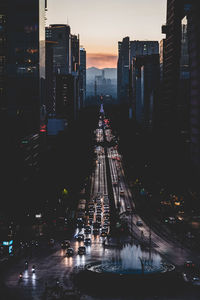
[
  {"left": 93, "top": 244, "right": 165, "bottom": 275},
  {"left": 120, "top": 244, "right": 163, "bottom": 273}
]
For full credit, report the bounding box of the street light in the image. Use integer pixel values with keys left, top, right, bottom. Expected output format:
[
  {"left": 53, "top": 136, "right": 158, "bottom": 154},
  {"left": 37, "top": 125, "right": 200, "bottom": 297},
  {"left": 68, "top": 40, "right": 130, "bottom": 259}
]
[{"left": 98, "top": 160, "right": 101, "bottom": 193}]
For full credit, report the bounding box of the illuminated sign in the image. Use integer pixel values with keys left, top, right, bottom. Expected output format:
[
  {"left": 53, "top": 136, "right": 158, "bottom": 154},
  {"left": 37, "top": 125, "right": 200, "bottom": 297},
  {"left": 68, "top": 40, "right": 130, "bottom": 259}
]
[
  {"left": 9, "top": 245, "right": 13, "bottom": 254},
  {"left": 3, "top": 240, "right": 13, "bottom": 246}
]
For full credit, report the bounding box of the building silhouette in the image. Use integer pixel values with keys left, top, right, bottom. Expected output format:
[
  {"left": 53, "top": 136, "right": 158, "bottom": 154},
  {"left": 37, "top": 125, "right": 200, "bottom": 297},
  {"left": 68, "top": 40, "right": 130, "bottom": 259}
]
[
  {"left": 80, "top": 47, "right": 86, "bottom": 108},
  {"left": 160, "top": 0, "right": 200, "bottom": 170},
  {"left": 117, "top": 37, "right": 130, "bottom": 105},
  {"left": 0, "top": 0, "right": 46, "bottom": 212}
]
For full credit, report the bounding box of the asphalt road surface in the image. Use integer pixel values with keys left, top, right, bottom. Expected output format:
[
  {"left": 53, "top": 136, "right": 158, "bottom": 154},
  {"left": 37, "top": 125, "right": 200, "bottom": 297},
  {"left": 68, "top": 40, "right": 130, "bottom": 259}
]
[{"left": 2, "top": 115, "right": 200, "bottom": 300}]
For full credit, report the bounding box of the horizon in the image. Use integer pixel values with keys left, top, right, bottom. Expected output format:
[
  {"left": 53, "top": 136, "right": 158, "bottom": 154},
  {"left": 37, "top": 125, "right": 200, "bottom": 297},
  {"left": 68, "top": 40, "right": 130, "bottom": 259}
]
[
  {"left": 87, "top": 66, "right": 117, "bottom": 70},
  {"left": 47, "top": 0, "right": 167, "bottom": 68}
]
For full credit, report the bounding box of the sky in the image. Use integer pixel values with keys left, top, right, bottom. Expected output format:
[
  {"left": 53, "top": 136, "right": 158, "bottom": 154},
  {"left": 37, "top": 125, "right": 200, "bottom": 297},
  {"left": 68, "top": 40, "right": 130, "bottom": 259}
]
[{"left": 47, "top": 0, "right": 167, "bottom": 69}]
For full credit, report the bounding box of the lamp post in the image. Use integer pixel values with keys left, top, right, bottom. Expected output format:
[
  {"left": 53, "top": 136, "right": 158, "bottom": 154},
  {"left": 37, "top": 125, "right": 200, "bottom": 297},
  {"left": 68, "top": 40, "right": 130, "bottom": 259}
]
[{"left": 98, "top": 160, "right": 101, "bottom": 193}]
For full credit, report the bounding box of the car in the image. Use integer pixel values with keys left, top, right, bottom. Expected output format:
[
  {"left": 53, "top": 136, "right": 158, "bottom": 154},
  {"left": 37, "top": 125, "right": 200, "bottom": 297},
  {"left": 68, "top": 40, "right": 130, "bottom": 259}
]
[
  {"left": 84, "top": 226, "right": 91, "bottom": 234},
  {"left": 104, "top": 205, "right": 109, "bottom": 209},
  {"left": 88, "top": 206, "right": 95, "bottom": 214},
  {"left": 76, "top": 218, "right": 84, "bottom": 228},
  {"left": 100, "top": 231, "right": 107, "bottom": 237},
  {"left": 102, "top": 226, "right": 108, "bottom": 233},
  {"left": 120, "top": 189, "right": 124, "bottom": 195},
  {"left": 136, "top": 220, "right": 143, "bottom": 227},
  {"left": 78, "top": 246, "right": 86, "bottom": 255},
  {"left": 104, "top": 212, "right": 110, "bottom": 217},
  {"left": 104, "top": 220, "right": 110, "bottom": 226},
  {"left": 76, "top": 234, "right": 84, "bottom": 241},
  {"left": 93, "top": 222, "right": 101, "bottom": 228},
  {"left": 93, "top": 228, "right": 100, "bottom": 235},
  {"left": 61, "top": 240, "right": 70, "bottom": 249},
  {"left": 84, "top": 238, "right": 91, "bottom": 245},
  {"left": 49, "top": 238, "right": 55, "bottom": 246},
  {"left": 126, "top": 206, "right": 132, "bottom": 212},
  {"left": 88, "top": 218, "right": 93, "bottom": 225},
  {"left": 66, "top": 248, "right": 74, "bottom": 257},
  {"left": 183, "top": 261, "right": 195, "bottom": 271}
]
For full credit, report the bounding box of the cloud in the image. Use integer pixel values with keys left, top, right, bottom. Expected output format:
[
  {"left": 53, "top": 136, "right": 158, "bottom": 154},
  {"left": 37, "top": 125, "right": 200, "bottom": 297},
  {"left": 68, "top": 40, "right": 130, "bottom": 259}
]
[{"left": 87, "top": 53, "right": 117, "bottom": 68}]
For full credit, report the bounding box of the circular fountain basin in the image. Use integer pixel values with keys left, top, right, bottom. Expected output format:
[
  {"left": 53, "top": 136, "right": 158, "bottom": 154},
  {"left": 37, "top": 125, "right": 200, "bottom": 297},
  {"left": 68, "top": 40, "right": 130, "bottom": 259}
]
[
  {"left": 74, "top": 245, "right": 175, "bottom": 295},
  {"left": 85, "top": 244, "right": 175, "bottom": 278},
  {"left": 86, "top": 260, "right": 169, "bottom": 275}
]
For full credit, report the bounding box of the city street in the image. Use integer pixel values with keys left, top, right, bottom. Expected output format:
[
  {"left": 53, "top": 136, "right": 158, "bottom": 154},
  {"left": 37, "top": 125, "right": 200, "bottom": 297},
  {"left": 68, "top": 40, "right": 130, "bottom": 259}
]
[{"left": 2, "top": 113, "right": 200, "bottom": 300}]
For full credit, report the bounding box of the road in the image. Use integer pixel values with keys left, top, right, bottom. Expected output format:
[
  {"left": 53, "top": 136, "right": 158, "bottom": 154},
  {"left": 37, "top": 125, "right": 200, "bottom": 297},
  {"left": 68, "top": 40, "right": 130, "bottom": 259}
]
[{"left": 2, "top": 112, "right": 200, "bottom": 300}]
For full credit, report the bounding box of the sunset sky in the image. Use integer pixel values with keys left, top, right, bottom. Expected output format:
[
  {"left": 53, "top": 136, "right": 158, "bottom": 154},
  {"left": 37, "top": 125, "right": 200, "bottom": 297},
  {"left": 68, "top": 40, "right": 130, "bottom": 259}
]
[{"left": 47, "top": 0, "right": 167, "bottom": 69}]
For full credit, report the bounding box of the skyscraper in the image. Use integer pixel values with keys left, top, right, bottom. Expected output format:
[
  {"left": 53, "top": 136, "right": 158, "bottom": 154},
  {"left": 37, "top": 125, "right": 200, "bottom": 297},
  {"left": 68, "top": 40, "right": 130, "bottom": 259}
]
[
  {"left": 117, "top": 37, "right": 130, "bottom": 105},
  {"left": 71, "top": 34, "right": 80, "bottom": 73},
  {"left": 129, "top": 40, "right": 159, "bottom": 124},
  {"left": 131, "top": 55, "right": 160, "bottom": 128},
  {"left": 130, "top": 41, "right": 159, "bottom": 61},
  {"left": 0, "top": 0, "right": 46, "bottom": 212},
  {"left": 160, "top": 0, "right": 186, "bottom": 135},
  {"left": 46, "top": 24, "right": 71, "bottom": 75},
  {"left": 187, "top": 2, "right": 200, "bottom": 169},
  {"left": 80, "top": 47, "right": 86, "bottom": 108}
]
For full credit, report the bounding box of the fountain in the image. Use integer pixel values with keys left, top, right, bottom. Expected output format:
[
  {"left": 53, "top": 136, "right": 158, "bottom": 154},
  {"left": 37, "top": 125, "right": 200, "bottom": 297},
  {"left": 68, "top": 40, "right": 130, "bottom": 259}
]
[
  {"left": 74, "top": 244, "right": 175, "bottom": 295},
  {"left": 85, "top": 244, "right": 174, "bottom": 276}
]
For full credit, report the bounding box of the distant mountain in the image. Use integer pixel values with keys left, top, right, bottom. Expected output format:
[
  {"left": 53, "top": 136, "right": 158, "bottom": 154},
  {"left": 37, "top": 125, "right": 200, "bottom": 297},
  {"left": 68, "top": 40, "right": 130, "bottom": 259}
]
[{"left": 87, "top": 67, "right": 117, "bottom": 82}]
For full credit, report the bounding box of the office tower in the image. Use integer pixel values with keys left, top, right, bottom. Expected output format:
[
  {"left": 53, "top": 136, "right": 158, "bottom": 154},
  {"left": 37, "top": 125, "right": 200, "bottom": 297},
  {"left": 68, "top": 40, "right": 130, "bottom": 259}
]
[
  {"left": 45, "top": 40, "right": 55, "bottom": 115},
  {"left": 130, "top": 41, "right": 159, "bottom": 61},
  {"left": 187, "top": 2, "right": 200, "bottom": 169},
  {"left": 80, "top": 47, "right": 86, "bottom": 108},
  {"left": 46, "top": 24, "right": 71, "bottom": 75},
  {"left": 71, "top": 34, "right": 80, "bottom": 73},
  {"left": 71, "top": 34, "right": 80, "bottom": 115},
  {"left": 0, "top": 0, "right": 46, "bottom": 212},
  {"left": 160, "top": 0, "right": 186, "bottom": 135},
  {"left": 56, "top": 74, "right": 78, "bottom": 122},
  {"left": 117, "top": 37, "right": 130, "bottom": 104},
  {"left": 129, "top": 40, "right": 159, "bottom": 122},
  {"left": 132, "top": 55, "right": 160, "bottom": 128}
]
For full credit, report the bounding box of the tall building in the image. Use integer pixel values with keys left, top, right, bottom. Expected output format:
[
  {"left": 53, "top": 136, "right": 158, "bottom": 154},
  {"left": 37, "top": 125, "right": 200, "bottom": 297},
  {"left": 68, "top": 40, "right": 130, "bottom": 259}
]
[
  {"left": 160, "top": 0, "right": 187, "bottom": 135},
  {"left": 71, "top": 34, "right": 80, "bottom": 73},
  {"left": 187, "top": 2, "right": 200, "bottom": 169},
  {"left": 45, "top": 40, "right": 55, "bottom": 115},
  {"left": 0, "top": 0, "right": 46, "bottom": 212},
  {"left": 56, "top": 74, "right": 78, "bottom": 122},
  {"left": 117, "top": 37, "right": 130, "bottom": 104},
  {"left": 130, "top": 41, "right": 159, "bottom": 61},
  {"left": 46, "top": 25, "right": 82, "bottom": 120},
  {"left": 129, "top": 40, "right": 159, "bottom": 123},
  {"left": 71, "top": 34, "right": 80, "bottom": 115},
  {"left": 80, "top": 47, "right": 86, "bottom": 108},
  {"left": 131, "top": 55, "right": 160, "bottom": 128},
  {"left": 46, "top": 24, "right": 71, "bottom": 75},
  {"left": 160, "top": 0, "right": 200, "bottom": 170}
]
